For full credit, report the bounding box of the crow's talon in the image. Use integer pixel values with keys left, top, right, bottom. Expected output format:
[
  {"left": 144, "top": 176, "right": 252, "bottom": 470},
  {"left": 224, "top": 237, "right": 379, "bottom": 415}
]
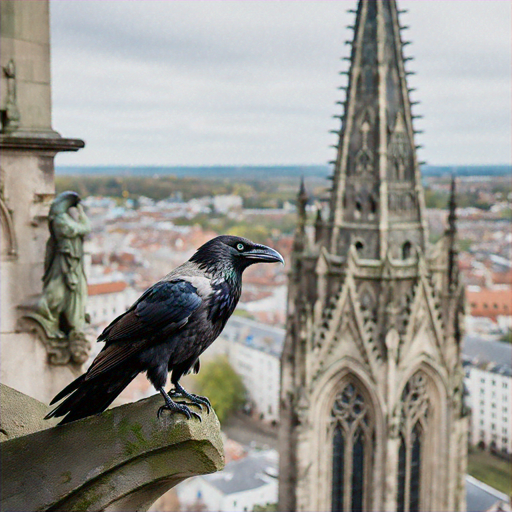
[
  {"left": 157, "top": 402, "right": 201, "bottom": 421},
  {"left": 170, "top": 387, "right": 211, "bottom": 414}
]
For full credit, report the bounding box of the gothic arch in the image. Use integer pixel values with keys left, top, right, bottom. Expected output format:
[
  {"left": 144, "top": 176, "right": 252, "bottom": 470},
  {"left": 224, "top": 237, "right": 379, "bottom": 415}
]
[
  {"left": 0, "top": 195, "right": 17, "bottom": 257},
  {"left": 395, "top": 362, "right": 449, "bottom": 512},
  {"left": 307, "top": 360, "right": 385, "bottom": 512}
]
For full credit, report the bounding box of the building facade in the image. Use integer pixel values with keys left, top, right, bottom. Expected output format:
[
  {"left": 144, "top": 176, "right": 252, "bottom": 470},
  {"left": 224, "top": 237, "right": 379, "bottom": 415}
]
[
  {"left": 214, "top": 316, "right": 284, "bottom": 422},
  {"left": 464, "top": 337, "right": 511, "bottom": 456},
  {"left": 278, "top": 1, "right": 468, "bottom": 511}
]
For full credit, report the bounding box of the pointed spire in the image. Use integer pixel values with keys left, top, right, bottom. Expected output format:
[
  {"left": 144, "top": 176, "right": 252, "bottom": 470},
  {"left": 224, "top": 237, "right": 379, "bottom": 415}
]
[
  {"left": 327, "top": 0, "right": 427, "bottom": 261},
  {"left": 447, "top": 174, "right": 457, "bottom": 234},
  {"left": 293, "top": 177, "right": 309, "bottom": 252},
  {"left": 447, "top": 175, "right": 458, "bottom": 290},
  {"left": 315, "top": 206, "right": 323, "bottom": 244}
]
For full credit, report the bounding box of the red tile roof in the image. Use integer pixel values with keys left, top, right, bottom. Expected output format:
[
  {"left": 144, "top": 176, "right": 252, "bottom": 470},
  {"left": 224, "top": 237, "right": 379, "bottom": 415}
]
[
  {"left": 88, "top": 281, "right": 128, "bottom": 296},
  {"left": 467, "top": 288, "right": 512, "bottom": 320}
]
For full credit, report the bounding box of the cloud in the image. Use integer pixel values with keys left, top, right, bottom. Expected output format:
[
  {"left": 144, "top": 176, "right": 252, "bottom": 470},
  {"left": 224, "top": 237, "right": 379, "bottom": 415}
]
[{"left": 50, "top": 0, "right": 511, "bottom": 166}]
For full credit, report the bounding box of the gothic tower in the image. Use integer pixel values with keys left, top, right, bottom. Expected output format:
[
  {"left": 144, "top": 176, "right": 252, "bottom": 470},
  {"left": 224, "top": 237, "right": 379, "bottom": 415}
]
[{"left": 278, "top": 2, "right": 468, "bottom": 511}]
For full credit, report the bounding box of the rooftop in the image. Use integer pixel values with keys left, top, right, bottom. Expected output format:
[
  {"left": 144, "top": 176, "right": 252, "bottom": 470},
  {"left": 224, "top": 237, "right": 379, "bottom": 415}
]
[
  {"left": 88, "top": 281, "right": 128, "bottom": 296},
  {"left": 466, "top": 475, "right": 510, "bottom": 512},
  {"left": 203, "top": 450, "right": 278, "bottom": 495},
  {"left": 463, "top": 335, "right": 512, "bottom": 377},
  {"left": 223, "top": 316, "right": 285, "bottom": 358}
]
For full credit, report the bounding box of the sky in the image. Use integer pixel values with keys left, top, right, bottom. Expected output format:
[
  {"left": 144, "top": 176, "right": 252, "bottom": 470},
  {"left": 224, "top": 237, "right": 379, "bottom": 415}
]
[{"left": 50, "top": 1, "right": 512, "bottom": 168}]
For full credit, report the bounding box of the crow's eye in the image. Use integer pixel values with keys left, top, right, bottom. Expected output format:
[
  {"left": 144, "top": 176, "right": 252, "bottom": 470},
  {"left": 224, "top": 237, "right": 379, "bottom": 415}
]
[{"left": 236, "top": 243, "right": 244, "bottom": 251}]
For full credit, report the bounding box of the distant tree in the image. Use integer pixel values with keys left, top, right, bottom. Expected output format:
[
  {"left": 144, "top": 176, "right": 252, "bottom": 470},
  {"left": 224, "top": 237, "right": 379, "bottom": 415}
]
[
  {"left": 253, "top": 503, "right": 278, "bottom": 512},
  {"left": 192, "top": 356, "right": 246, "bottom": 423},
  {"left": 500, "top": 330, "right": 512, "bottom": 344}
]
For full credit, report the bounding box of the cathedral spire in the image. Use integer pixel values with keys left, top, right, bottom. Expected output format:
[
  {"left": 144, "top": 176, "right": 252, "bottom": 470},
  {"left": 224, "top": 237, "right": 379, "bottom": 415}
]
[{"left": 328, "top": 0, "right": 427, "bottom": 261}]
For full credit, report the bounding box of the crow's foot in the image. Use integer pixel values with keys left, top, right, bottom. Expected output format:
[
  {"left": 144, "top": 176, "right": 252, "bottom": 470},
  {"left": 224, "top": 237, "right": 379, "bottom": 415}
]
[
  {"left": 170, "top": 383, "right": 211, "bottom": 414},
  {"left": 157, "top": 387, "right": 201, "bottom": 421}
]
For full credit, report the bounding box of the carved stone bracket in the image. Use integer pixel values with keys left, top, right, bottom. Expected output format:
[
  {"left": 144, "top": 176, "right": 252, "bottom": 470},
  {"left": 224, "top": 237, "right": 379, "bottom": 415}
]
[{"left": 17, "top": 312, "right": 91, "bottom": 366}]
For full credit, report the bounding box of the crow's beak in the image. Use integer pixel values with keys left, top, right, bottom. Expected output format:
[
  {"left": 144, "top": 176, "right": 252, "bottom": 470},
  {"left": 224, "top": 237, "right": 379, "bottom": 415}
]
[{"left": 244, "top": 245, "right": 285, "bottom": 265}]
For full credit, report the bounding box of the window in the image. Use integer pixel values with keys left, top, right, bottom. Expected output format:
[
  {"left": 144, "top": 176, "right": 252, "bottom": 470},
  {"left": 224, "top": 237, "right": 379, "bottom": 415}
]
[
  {"left": 480, "top": 420, "right": 484, "bottom": 426},
  {"left": 397, "top": 372, "right": 429, "bottom": 512},
  {"left": 492, "top": 423, "right": 496, "bottom": 431},
  {"left": 504, "top": 382, "right": 508, "bottom": 389},
  {"left": 492, "top": 380, "right": 496, "bottom": 386},
  {"left": 480, "top": 378, "right": 485, "bottom": 384},
  {"left": 402, "top": 241, "right": 412, "bottom": 260},
  {"left": 331, "top": 381, "right": 374, "bottom": 512}
]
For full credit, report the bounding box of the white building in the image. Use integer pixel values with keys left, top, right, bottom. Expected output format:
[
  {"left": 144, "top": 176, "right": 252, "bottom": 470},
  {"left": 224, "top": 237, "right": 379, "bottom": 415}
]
[
  {"left": 212, "top": 195, "right": 243, "bottom": 214},
  {"left": 212, "top": 317, "right": 284, "bottom": 422},
  {"left": 87, "top": 281, "right": 138, "bottom": 328},
  {"left": 177, "top": 450, "right": 278, "bottom": 512},
  {"left": 463, "top": 336, "right": 512, "bottom": 456}
]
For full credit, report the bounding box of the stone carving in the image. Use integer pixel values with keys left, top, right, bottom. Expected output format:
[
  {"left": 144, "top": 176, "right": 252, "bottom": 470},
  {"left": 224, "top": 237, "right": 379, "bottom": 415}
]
[
  {"left": 331, "top": 382, "right": 369, "bottom": 430},
  {"left": 22, "top": 191, "right": 91, "bottom": 364},
  {"left": 0, "top": 174, "right": 17, "bottom": 257},
  {"left": 388, "top": 112, "right": 409, "bottom": 180},
  {"left": 1, "top": 59, "right": 21, "bottom": 133},
  {"left": 399, "top": 371, "right": 429, "bottom": 433},
  {"left": 355, "top": 115, "right": 373, "bottom": 175}
]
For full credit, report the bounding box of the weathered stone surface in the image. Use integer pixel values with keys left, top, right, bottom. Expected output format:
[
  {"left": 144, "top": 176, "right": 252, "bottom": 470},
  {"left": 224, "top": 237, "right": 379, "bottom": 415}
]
[
  {"left": 1, "top": 384, "right": 224, "bottom": 512},
  {"left": 0, "top": 384, "right": 58, "bottom": 441}
]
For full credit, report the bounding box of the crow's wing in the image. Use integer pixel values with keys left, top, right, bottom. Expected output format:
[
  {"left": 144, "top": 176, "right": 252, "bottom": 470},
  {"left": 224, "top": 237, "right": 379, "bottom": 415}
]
[
  {"left": 99, "top": 280, "right": 202, "bottom": 343},
  {"left": 86, "top": 280, "right": 203, "bottom": 379}
]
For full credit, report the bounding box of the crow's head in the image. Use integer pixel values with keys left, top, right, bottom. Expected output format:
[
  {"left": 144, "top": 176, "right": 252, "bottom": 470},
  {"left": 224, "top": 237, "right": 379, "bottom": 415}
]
[{"left": 190, "top": 235, "right": 284, "bottom": 276}]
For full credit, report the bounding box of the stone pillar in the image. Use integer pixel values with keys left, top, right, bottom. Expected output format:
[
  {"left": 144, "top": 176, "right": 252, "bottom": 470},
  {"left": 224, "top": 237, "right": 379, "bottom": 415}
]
[{"left": 0, "top": 0, "right": 85, "bottom": 402}]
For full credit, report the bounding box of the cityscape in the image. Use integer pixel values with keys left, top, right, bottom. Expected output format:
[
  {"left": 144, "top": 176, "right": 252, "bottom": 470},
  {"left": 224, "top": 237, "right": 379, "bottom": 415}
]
[
  {"left": 59, "top": 166, "right": 511, "bottom": 512},
  {"left": 1, "top": 1, "right": 511, "bottom": 512}
]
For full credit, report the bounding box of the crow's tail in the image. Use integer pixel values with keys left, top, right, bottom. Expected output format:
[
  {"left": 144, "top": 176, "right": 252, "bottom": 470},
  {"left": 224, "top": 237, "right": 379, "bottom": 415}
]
[{"left": 45, "top": 370, "right": 138, "bottom": 425}]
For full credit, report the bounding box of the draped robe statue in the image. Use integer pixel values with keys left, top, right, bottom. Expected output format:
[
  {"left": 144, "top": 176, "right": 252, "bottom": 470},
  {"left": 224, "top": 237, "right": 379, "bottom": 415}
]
[{"left": 26, "top": 191, "right": 92, "bottom": 363}]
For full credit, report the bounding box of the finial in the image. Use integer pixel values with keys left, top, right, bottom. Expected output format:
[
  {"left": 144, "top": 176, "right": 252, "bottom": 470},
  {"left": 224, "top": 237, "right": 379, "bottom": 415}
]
[
  {"left": 293, "top": 177, "right": 309, "bottom": 252},
  {"left": 298, "top": 175, "right": 307, "bottom": 201},
  {"left": 314, "top": 205, "right": 323, "bottom": 244},
  {"left": 448, "top": 175, "right": 457, "bottom": 233}
]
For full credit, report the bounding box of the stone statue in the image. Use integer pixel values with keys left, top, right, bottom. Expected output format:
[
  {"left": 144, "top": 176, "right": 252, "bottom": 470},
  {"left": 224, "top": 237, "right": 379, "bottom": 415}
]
[
  {"left": 23, "top": 191, "right": 92, "bottom": 364},
  {"left": 1, "top": 59, "right": 21, "bottom": 133}
]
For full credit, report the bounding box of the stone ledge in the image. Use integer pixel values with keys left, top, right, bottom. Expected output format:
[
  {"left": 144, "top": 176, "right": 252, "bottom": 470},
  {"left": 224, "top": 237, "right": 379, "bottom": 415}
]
[
  {"left": 0, "top": 384, "right": 224, "bottom": 512},
  {"left": 0, "top": 134, "right": 85, "bottom": 152}
]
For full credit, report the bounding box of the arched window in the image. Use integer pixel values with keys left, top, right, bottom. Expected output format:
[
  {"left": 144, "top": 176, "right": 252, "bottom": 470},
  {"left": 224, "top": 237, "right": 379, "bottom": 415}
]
[
  {"left": 396, "top": 372, "right": 429, "bottom": 512},
  {"left": 354, "top": 241, "right": 364, "bottom": 256},
  {"left": 402, "top": 241, "right": 412, "bottom": 260},
  {"left": 331, "top": 381, "right": 374, "bottom": 511}
]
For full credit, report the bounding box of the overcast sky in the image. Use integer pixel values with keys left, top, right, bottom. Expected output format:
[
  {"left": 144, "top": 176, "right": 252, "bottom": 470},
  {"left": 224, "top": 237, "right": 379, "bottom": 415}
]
[{"left": 50, "top": 1, "right": 511, "bottom": 167}]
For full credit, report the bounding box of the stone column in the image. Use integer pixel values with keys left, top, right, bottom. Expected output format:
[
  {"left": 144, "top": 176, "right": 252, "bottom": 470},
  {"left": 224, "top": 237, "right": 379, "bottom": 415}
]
[{"left": 0, "top": 0, "right": 86, "bottom": 402}]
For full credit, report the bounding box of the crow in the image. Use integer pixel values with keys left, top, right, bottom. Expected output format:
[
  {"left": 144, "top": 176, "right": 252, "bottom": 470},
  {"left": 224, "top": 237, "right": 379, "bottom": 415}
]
[{"left": 45, "top": 235, "right": 284, "bottom": 425}]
